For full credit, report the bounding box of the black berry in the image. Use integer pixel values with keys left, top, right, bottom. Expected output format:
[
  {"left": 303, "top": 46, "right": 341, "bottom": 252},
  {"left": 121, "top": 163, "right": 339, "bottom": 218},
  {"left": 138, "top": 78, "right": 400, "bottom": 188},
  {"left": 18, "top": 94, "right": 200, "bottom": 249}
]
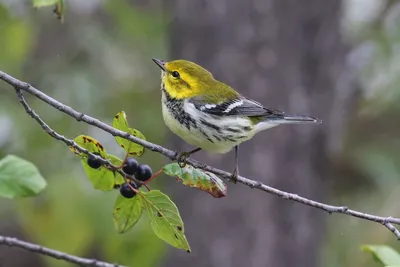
[
  {"left": 87, "top": 153, "right": 102, "bottom": 169},
  {"left": 135, "top": 164, "right": 153, "bottom": 181},
  {"left": 122, "top": 158, "right": 139, "bottom": 175},
  {"left": 119, "top": 182, "right": 138, "bottom": 198}
]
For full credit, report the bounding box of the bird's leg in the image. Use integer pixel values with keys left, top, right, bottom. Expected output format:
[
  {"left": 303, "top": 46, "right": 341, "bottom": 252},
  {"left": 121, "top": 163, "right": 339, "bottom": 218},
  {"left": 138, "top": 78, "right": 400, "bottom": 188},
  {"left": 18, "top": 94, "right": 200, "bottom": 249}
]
[
  {"left": 230, "top": 145, "right": 239, "bottom": 184},
  {"left": 177, "top": 147, "right": 202, "bottom": 168}
]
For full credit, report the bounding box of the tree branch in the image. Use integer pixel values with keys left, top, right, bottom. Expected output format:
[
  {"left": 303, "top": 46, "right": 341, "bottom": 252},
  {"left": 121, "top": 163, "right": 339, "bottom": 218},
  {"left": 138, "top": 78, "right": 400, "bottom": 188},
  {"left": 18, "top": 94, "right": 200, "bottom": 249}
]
[
  {"left": 1, "top": 70, "right": 400, "bottom": 241},
  {"left": 0, "top": 235, "right": 125, "bottom": 267}
]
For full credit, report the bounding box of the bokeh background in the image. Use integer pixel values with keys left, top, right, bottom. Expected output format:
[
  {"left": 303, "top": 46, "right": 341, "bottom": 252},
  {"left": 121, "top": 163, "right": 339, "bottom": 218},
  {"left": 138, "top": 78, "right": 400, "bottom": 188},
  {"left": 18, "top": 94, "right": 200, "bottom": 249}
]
[{"left": 0, "top": 0, "right": 399, "bottom": 266}]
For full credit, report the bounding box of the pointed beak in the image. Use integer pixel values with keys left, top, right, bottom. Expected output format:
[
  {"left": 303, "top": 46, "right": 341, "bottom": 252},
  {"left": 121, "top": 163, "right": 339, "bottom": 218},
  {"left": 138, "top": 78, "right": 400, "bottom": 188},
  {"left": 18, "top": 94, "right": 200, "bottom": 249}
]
[{"left": 152, "top": 58, "right": 166, "bottom": 71}]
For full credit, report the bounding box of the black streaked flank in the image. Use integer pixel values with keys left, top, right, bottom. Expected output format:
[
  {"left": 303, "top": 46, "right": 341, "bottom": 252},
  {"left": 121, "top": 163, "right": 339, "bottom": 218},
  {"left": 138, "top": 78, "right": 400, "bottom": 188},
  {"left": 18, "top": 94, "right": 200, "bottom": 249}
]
[
  {"left": 200, "top": 119, "right": 221, "bottom": 133},
  {"left": 198, "top": 127, "right": 214, "bottom": 143},
  {"left": 226, "top": 127, "right": 241, "bottom": 133},
  {"left": 162, "top": 87, "right": 196, "bottom": 130},
  {"left": 242, "top": 126, "right": 252, "bottom": 131},
  {"left": 212, "top": 134, "right": 222, "bottom": 141}
]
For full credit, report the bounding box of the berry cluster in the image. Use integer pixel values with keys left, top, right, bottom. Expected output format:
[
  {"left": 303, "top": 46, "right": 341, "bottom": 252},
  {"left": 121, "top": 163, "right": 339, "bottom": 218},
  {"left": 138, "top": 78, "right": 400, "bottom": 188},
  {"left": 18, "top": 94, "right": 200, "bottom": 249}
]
[
  {"left": 86, "top": 154, "right": 153, "bottom": 199},
  {"left": 119, "top": 158, "right": 153, "bottom": 198}
]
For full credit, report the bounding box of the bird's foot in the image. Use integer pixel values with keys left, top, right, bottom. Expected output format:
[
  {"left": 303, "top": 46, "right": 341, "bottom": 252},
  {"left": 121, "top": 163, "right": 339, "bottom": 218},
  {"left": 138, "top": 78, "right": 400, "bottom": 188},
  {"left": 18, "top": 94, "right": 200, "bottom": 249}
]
[
  {"left": 177, "top": 152, "right": 190, "bottom": 168},
  {"left": 230, "top": 167, "right": 238, "bottom": 184}
]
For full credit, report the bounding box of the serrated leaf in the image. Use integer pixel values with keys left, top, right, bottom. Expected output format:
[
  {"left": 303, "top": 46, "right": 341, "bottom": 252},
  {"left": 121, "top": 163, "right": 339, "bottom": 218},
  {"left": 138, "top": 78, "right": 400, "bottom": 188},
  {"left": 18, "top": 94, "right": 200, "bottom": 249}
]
[
  {"left": 69, "top": 135, "right": 107, "bottom": 158},
  {"left": 362, "top": 245, "right": 400, "bottom": 266},
  {"left": 163, "top": 163, "right": 227, "bottom": 198},
  {"left": 113, "top": 111, "right": 145, "bottom": 156},
  {"left": 0, "top": 155, "right": 47, "bottom": 198},
  {"left": 113, "top": 194, "right": 143, "bottom": 234},
  {"left": 32, "top": 0, "right": 59, "bottom": 7},
  {"left": 141, "top": 190, "right": 190, "bottom": 252}
]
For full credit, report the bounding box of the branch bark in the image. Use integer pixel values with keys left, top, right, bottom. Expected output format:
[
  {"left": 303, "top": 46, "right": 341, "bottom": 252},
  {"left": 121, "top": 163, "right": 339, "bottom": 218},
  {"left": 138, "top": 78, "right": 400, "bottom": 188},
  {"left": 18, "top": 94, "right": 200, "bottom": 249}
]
[{"left": 0, "top": 235, "right": 125, "bottom": 267}]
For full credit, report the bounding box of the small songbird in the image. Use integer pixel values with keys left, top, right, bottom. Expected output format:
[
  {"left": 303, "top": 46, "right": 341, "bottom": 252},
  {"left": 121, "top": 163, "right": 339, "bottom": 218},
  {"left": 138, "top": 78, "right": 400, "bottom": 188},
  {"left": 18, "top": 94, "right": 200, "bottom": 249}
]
[{"left": 152, "top": 58, "right": 321, "bottom": 182}]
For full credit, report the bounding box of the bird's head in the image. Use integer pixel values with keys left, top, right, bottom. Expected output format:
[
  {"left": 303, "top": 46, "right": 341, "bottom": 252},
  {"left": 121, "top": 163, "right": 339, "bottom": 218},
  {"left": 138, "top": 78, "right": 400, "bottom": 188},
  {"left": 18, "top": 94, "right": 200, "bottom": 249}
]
[{"left": 152, "top": 58, "right": 215, "bottom": 99}]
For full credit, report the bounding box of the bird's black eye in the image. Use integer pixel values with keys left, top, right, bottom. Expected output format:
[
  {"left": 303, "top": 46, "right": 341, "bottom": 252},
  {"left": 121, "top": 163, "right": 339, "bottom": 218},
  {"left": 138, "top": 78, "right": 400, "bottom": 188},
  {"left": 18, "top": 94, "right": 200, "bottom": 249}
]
[{"left": 171, "top": 71, "right": 180, "bottom": 78}]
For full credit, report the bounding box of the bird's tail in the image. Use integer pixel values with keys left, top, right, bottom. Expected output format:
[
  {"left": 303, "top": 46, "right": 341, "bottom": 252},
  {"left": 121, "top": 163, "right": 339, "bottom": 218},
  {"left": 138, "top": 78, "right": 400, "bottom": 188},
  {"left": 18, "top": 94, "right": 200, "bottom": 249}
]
[
  {"left": 260, "top": 114, "right": 322, "bottom": 127},
  {"left": 255, "top": 114, "right": 321, "bottom": 133},
  {"left": 279, "top": 115, "right": 322, "bottom": 124}
]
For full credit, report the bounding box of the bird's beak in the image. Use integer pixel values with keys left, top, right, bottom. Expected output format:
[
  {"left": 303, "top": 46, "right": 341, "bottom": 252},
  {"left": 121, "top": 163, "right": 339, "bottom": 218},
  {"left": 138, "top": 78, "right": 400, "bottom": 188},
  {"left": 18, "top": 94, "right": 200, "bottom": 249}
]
[{"left": 152, "top": 58, "right": 166, "bottom": 71}]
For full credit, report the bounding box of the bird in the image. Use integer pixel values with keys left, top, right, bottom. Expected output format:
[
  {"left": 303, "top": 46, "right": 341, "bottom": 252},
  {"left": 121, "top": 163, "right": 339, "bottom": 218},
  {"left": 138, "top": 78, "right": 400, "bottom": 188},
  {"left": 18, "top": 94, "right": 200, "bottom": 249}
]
[{"left": 152, "top": 58, "right": 321, "bottom": 183}]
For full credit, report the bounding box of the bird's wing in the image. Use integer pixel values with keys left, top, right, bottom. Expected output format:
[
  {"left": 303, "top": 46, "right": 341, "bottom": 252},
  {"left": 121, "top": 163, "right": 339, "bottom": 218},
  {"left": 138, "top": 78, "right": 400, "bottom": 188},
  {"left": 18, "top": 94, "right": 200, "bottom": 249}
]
[{"left": 189, "top": 95, "right": 284, "bottom": 118}]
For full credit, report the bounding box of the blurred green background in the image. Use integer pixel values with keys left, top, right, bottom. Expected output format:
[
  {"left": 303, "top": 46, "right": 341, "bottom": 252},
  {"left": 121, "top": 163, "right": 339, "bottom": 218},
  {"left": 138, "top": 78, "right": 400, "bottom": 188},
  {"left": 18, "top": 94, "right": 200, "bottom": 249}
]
[{"left": 0, "top": 0, "right": 400, "bottom": 267}]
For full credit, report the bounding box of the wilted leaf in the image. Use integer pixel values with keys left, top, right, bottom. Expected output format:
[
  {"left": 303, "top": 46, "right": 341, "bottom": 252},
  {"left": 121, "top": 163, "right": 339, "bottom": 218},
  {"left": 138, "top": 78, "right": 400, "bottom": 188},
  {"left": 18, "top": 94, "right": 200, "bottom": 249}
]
[
  {"left": 69, "top": 135, "right": 107, "bottom": 158},
  {"left": 362, "top": 245, "right": 400, "bottom": 266},
  {"left": 113, "top": 111, "right": 145, "bottom": 156},
  {"left": 141, "top": 190, "right": 190, "bottom": 252},
  {"left": 0, "top": 155, "right": 47, "bottom": 198},
  {"left": 113, "top": 194, "right": 143, "bottom": 233},
  {"left": 163, "top": 163, "right": 227, "bottom": 198}
]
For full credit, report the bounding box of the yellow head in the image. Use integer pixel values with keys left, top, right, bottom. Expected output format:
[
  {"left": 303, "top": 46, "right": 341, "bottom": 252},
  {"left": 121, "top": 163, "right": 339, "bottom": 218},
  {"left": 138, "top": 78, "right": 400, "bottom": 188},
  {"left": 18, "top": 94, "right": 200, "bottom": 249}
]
[{"left": 152, "top": 58, "right": 217, "bottom": 99}]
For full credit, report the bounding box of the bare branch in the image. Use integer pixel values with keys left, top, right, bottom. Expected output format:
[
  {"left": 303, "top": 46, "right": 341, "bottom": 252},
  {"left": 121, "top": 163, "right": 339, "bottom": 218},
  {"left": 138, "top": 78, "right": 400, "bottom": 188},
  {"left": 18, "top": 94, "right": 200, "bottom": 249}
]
[
  {"left": 1, "top": 70, "right": 400, "bottom": 241},
  {"left": 0, "top": 235, "right": 125, "bottom": 267},
  {"left": 384, "top": 222, "right": 400, "bottom": 240}
]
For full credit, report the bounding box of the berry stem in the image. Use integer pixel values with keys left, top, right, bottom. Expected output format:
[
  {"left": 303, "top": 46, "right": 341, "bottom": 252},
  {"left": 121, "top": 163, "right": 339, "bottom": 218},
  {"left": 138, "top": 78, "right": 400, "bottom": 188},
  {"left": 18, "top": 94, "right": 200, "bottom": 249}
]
[
  {"left": 144, "top": 169, "right": 163, "bottom": 185},
  {"left": 143, "top": 184, "right": 151, "bottom": 191},
  {"left": 117, "top": 153, "right": 129, "bottom": 169},
  {"left": 126, "top": 182, "right": 139, "bottom": 193}
]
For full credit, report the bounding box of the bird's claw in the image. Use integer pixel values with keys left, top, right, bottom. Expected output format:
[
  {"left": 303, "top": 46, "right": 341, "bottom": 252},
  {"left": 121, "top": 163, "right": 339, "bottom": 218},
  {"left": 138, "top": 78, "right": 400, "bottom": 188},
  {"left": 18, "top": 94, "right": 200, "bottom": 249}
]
[
  {"left": 230, "top": 168, "right": 238, "bottom": 184},
  {"left": 177, "top": 152, "right": 190, "bottom": 168}
]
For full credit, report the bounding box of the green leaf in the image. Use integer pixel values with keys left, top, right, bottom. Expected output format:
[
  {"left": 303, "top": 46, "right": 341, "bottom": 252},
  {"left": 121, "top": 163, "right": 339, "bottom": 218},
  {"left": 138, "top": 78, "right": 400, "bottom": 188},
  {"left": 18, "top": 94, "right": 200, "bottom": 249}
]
[
  {"left": 362, "top": 245, "right": 400, "bottom": 266},
  {"left": 163, "top": 163, "right": 227, "bottom": 198},
  {"left": 80, "top": 159, "right": 115, "bottom": 191},
  {"left": 113, "top": 194, "right": 143, "bottom": 234},
  {"left": 141, "top": 190, "right": 190, "bottom": 252},
  {"left": 107, "top": 154, "right": 125, "bottom": 187},
  {"left": 0, "top": 155, "right": 47, "bottom": 198},
  {"left": 32, "top": 0, "right": 59, "bottom": 7},
  {"left": 113, "top": 111, "right": 145, "bottom": 156}
]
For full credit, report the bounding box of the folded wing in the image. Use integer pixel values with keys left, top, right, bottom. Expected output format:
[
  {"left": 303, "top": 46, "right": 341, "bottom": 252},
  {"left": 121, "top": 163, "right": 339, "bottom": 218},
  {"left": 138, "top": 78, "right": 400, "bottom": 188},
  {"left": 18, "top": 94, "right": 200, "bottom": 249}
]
[{"left": 189, "top": 95, "right": 285, "bottom": 118}]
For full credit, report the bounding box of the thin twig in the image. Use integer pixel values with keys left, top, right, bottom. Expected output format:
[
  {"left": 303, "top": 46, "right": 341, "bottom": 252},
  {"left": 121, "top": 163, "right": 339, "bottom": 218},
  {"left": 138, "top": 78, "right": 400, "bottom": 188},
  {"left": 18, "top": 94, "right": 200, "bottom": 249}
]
[
  {"left": 0, "top": 235, "right": 125, "bottom": 267},
  {"left": 14, "top": 89, "right": 143, "bottom": 186},
  {"left": 1, "top": 71, "right": 400, "bottom": 239},
  {"left": 383, "top": 222, "right": 400, "bottom": 240}
]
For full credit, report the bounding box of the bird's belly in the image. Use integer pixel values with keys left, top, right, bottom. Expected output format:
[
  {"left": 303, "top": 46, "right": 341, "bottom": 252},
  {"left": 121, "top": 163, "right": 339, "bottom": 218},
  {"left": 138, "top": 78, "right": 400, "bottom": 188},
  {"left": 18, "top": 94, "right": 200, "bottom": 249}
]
[{"left": 162, "top": 103, "right": 254, "bottom": 154}]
